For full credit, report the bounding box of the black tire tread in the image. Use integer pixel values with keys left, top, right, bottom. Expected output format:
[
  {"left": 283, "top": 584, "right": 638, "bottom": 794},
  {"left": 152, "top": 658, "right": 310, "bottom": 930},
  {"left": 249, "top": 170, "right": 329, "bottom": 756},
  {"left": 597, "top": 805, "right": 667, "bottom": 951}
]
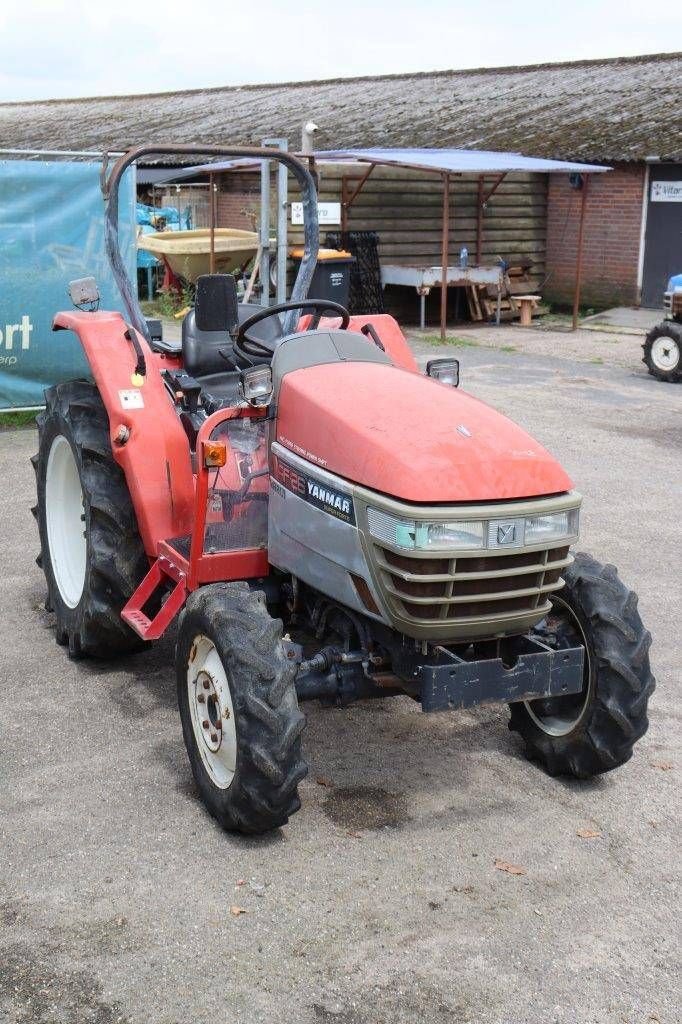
[
  {"left": 34, "top": 380, "right": 148, "bottom": 658},
  {"left": 642, "top": 322, "right": 682, "bottom": 382},
  {"left": 509, "top": 551, "right": 654, "bottom": 778},
  {"left": 176, "top": 582, "right": 308, "bottom": 834}
]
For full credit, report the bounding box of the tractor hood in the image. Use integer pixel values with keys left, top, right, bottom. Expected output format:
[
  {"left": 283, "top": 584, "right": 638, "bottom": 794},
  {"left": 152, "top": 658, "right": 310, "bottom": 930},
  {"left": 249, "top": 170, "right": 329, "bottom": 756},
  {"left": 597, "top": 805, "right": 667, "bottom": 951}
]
[{"left": 275, "top": 361, "right": 573, "bottom": 503}]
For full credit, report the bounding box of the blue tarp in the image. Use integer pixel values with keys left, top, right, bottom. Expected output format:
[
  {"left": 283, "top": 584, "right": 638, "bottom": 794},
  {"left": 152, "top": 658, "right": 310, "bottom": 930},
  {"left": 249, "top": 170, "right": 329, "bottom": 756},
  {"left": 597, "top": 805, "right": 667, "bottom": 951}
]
[
  {"left": 0, "top": 159, "right": 136, "bottom": 410},
  {"left": 136, "top": 201, "right": 191, "bottom": 269}
]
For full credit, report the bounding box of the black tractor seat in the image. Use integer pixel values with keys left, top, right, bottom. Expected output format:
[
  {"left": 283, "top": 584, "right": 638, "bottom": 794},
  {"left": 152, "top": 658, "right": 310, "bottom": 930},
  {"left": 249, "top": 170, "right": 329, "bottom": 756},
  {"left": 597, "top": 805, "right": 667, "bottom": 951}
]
[
  {"left": 182, "top": 303, "right": 281, "bottom": 377},
  {"left": 180, "top": 275, "right": 280, "bottom": 414}
]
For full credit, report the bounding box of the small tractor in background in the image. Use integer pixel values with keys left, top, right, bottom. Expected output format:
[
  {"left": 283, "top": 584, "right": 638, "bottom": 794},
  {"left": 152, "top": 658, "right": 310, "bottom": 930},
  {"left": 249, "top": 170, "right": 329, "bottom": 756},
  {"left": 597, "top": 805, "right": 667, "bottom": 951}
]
[
  {"left": 642, "top": 272, "right": 682, "bottom": 382},
  {"left": 33, "top": 145, "right": 655, "bottom": 835}
]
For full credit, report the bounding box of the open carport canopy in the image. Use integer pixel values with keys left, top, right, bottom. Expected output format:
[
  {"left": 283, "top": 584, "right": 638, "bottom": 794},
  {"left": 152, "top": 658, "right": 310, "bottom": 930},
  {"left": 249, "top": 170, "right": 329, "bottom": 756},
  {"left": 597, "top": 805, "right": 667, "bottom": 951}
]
[
  {"left": 155, "top": 147, "right": 608, "bottom": 180},
  {"left": 153, "top": 147, "right": 610, "bottom": 334},
  {"left": 310, "top": 147, "right": 608, "bottom": 175}
]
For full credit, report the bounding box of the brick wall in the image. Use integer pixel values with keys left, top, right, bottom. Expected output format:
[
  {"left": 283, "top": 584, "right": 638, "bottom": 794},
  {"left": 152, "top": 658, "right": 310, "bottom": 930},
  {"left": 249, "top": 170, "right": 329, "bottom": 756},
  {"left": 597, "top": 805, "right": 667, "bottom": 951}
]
[
  {"left": 216, "top": 173, "right": 260, "bottom": 231},
  {"left": 545, "top": 163, "right": 645, "bottom": 309}
]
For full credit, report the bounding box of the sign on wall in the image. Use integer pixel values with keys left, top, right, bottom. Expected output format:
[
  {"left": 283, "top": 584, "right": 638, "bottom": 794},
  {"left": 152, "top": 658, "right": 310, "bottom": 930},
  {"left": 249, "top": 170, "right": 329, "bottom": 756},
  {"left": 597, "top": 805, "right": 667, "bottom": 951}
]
[
  {"left": 651, "top": 181, "right": 682, "bottom": 203},
  {"left": 0, "top": 159, "right": 136, "bottom": 410},
  {"left": 291, "top": 201, "right": 341, "bottom": 225}
]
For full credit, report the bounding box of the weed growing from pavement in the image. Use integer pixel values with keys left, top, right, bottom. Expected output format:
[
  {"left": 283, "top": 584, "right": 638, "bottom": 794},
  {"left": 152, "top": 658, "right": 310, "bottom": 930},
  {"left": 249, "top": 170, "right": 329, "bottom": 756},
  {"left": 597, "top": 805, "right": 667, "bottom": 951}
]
[{"left": 422, "top": 334, "right": 479, "bottom": 347}]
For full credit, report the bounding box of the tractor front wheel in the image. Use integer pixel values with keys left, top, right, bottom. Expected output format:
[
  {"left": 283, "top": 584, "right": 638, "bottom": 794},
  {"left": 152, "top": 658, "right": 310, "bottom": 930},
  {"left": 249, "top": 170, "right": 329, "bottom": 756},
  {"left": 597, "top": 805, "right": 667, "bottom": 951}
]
[
  {"left": 176, "top": 582, "right": 308, "bottom": 834},
  {"left": 33, "top": 380, "right": 149, "bottom": 658},
  {"left": 509, "top": 552, "right": 654, "bottom": 778},
  {"left": 642, "top": 322, "right": 682, "bottom": 382}
]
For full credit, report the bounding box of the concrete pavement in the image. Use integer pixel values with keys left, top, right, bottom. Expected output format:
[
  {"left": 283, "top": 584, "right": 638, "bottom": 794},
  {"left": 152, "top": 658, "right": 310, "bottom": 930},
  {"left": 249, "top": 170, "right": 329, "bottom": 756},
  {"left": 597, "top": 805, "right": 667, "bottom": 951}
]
[{"left": 1, "top": 332, "right": 679, "bottom": 1024}]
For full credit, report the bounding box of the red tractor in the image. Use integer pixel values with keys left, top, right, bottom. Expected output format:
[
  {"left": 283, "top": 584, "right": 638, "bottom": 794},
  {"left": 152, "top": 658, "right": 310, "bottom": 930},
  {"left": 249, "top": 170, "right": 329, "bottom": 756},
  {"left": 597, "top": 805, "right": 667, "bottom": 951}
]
[{"left": 33, "top": 145, "right": 654, "bottom": 834}]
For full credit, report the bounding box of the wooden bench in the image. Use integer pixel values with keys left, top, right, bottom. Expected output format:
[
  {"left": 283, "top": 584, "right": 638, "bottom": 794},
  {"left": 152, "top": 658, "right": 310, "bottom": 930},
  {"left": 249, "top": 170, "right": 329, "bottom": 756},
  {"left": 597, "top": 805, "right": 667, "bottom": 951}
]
[{"left": 514, "top": 294, "right": 541, "bottom": 327}]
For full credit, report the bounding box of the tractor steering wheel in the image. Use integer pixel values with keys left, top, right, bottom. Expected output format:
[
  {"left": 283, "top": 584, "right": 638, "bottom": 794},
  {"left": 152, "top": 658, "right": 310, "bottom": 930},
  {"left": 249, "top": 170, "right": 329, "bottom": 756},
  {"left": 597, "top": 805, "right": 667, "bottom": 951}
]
[{"left": 234, "top": 299, "right": 351, "bottom": 360}]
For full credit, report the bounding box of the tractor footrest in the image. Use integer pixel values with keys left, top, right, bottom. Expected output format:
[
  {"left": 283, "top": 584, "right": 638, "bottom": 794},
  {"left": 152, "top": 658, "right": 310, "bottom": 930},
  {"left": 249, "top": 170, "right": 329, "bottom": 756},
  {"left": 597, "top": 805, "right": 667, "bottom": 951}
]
[{"left": 121, "top": 556, "right": 187, "bottom": 641}]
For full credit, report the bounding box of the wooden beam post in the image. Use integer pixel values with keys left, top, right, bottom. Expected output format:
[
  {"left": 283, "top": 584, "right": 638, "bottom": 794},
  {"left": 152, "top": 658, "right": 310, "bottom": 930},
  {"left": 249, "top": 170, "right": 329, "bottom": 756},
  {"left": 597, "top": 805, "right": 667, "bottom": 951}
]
[
  {"left": 440, "top": 172, "right": 450, "bottom": 342},
  {"left": 572, "top": 175, "right": 590, "bottom": 331}
]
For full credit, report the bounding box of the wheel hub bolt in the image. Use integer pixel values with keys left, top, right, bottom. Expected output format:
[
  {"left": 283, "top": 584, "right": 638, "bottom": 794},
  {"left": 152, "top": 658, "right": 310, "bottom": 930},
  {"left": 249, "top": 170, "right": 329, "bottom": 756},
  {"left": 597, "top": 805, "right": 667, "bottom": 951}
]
[
  {"left": 203, "top": 679, "right": 210, "bottom": 690},
  {"left": 215, "top": 720, "right": 222, "bottom": 729},
  {"left": 197, "top": 693, "right": 205, "bottom": 704},
  {"left": 202, "top": 719, "right": 209, "bottom": 729},
  {"left": 210, "top": 732, "right": 218, "bottom": 743}
]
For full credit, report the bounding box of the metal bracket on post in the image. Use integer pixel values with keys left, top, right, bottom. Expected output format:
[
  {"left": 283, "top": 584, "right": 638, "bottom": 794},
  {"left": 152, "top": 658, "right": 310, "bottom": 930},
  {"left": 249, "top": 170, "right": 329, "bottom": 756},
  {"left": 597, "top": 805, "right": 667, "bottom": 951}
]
[
  {"left": 263, "top": 137, "right": 289, "bottom": 304},
  {"left": 259, "top": 144, "right": 271, "bottom": 307}
]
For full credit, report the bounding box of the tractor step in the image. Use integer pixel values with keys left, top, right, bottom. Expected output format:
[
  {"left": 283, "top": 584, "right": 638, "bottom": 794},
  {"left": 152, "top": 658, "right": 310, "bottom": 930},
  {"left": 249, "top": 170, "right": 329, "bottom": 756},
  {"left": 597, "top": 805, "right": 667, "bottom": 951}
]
[{"left": 121, "top": 556, "right": 187, "bottom": 640}]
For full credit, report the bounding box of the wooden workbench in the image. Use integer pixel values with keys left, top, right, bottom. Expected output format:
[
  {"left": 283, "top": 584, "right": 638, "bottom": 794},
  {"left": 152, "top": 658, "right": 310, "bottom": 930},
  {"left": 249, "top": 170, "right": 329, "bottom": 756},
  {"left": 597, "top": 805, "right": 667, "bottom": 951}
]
[{"left": 380, "top": 264, "right": 504, "bottom": 327}]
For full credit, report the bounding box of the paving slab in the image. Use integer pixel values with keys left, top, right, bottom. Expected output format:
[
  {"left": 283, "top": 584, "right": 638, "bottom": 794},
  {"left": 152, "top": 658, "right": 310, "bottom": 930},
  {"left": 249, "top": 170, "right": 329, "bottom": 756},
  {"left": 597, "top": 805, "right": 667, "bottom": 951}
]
[{"left": 581, "top": 306, "right": 663, "bottom": 332}]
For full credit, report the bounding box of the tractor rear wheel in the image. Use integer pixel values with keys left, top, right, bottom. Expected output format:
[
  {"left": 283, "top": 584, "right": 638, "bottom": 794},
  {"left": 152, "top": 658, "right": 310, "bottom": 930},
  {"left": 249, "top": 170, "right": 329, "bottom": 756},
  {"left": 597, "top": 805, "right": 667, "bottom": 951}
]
[
  {"left": 642, "top": 322, "right": 682, "bottom": 382},
  {"left": 176, "top": 582, "right": 308, "bottom": 834},
  {"left": 33, "top": 380, "right": 149, "bottom": 658},
  {"left": 509, "top": 552, "right": 654, "bottom": 778}
]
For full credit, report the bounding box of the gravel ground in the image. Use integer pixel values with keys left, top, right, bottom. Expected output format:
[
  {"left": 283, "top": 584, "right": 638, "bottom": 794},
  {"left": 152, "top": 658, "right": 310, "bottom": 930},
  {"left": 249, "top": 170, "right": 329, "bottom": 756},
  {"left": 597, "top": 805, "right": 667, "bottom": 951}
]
[
  {"left": 1, "top": 326, "right": 680, "bottom": 1024},
  {"left": 410, "top": 318, "right": 651, "bottom": 369}
]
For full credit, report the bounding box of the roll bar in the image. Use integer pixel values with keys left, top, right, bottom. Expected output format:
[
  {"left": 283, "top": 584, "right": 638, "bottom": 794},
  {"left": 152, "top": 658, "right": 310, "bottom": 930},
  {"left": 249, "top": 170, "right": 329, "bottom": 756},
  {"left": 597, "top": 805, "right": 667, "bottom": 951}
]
[{"left": 102, "top": 144, "right": 319, "bottom": 338}]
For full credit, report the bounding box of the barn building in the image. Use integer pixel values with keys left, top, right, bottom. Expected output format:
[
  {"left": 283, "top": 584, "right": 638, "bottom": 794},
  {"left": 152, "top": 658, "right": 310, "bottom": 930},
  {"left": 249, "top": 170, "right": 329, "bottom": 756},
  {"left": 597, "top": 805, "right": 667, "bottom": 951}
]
[{"left": 0, "top": 51, "right": 679, "bottom": 312}]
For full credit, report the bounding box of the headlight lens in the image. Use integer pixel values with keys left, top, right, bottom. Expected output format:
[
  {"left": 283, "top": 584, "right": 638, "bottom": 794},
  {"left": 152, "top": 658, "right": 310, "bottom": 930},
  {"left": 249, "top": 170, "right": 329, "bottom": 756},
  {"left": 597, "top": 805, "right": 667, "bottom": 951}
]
[
  {"left": 417, "top": 520, "right": 485, "bottom": 549},
  {"left": 367, "top": 506, "right": 579, "bottom": 550},
  {"left": 524, "top": 509, "right": 580, "bottom": 544}
]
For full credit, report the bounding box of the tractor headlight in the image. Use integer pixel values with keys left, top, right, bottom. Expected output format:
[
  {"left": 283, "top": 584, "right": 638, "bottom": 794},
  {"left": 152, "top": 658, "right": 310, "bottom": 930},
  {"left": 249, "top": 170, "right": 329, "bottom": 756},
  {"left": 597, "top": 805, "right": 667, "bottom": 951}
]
[
  {"left": 366, "top": 509, "right": 485, "bottom": 550},
  {"left": 426, "top": 358, "right": 460, "bottom": 387},
  {"left": 367, "top": 505, "right": 580, "bottom": 551},
  {"left": 417, "top": 520, "right": 485, "bottom": 549},
  {"left": 524, "top": 509, "right": 580, "bottom": 544},
  {"left": 240, "top": 365, "right": 273, "bottom": 407}
]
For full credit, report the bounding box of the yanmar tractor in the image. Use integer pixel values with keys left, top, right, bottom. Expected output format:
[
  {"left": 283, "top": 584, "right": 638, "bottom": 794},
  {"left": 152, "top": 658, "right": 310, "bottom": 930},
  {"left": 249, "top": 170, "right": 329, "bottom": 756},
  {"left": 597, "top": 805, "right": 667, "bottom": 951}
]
[{"left": 34, "top": 145, "right": 654, "bottom": 834}]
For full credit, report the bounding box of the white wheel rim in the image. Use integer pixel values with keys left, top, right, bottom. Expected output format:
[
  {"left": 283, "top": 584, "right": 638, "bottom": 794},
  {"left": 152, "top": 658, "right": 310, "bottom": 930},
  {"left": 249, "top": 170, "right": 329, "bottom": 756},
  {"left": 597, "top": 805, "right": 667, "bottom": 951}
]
[
  {"left": 187, "top": 634, "right": 237, "bottom": 789},
  {"left": 45, "top": 434, "right": 87, "bottom": 609},
  {"left": 651, "top": 335, "right": 680, "bottom": 371},
  {"left": 524, "top": 596, "right": 592, "bottom": 738}
]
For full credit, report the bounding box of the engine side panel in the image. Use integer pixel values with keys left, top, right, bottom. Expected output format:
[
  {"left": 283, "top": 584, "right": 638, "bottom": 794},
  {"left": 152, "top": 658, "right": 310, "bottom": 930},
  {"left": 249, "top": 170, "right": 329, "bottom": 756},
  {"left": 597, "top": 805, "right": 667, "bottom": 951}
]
[{"left": 268, "top": 445, "right": 386, "bottom": 621}]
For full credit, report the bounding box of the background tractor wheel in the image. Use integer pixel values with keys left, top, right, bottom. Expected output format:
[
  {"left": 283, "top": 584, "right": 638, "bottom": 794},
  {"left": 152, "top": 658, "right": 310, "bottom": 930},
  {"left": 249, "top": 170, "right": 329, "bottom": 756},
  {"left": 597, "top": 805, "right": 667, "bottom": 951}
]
[
  {"left": 642, "top": 322, "right": 682, "bottom": 382},
  {"left": 509, "top": 552, "right": 654, "bottom": 778},
  {"left": 33, "top": 380, "right": 149, "bottom": 658},
  {"left": 176, "top": 582, "right": 308, "bottom": 834}
]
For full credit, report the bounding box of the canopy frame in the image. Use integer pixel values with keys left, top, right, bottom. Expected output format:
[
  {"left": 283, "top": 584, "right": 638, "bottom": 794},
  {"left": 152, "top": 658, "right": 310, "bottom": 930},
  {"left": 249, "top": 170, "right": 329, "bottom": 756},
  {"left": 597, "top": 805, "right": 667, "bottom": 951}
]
[
  {"left": 155, "top": 146, "right": 608, "bottom": 337},
  {"left": 331, "top": 153, "right": 602, "bottom": 339}
]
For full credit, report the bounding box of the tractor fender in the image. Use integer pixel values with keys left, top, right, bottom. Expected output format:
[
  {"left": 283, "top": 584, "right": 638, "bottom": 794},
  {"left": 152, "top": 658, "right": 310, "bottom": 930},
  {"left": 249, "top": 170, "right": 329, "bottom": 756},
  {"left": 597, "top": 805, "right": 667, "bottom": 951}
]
[{"left": 52, "top": 310, "right": 194, "bottom": 554}]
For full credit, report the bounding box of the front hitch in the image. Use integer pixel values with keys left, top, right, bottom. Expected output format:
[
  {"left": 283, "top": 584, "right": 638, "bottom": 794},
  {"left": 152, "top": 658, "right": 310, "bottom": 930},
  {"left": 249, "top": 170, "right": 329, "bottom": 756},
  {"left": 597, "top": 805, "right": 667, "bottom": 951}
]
[
  {"left": 288, "top": 634, "right": 584, "bottom": 713},
  {"left": 414, "top": 635, "right": 584, "bottom": 713}
]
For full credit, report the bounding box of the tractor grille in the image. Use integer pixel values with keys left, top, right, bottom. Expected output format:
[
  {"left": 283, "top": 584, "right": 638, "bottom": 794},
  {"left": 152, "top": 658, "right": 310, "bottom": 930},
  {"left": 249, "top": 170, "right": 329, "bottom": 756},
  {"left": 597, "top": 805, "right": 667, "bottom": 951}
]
[{"left": 372, "top": 544, "right": 572, "bottom": 625}]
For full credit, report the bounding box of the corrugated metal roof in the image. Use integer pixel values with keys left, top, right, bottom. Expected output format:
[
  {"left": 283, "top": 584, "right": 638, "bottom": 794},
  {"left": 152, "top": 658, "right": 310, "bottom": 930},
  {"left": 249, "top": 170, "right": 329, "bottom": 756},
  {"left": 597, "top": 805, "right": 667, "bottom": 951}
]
[
  {"left": 313, "top": 148, "right": 609, "bottom": 173},
  {"left": 159, "top": 148, "right": 608, "bottom": 183},
  {"left": 0, "top": 52, "right": 679, "bottom": 163}
]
